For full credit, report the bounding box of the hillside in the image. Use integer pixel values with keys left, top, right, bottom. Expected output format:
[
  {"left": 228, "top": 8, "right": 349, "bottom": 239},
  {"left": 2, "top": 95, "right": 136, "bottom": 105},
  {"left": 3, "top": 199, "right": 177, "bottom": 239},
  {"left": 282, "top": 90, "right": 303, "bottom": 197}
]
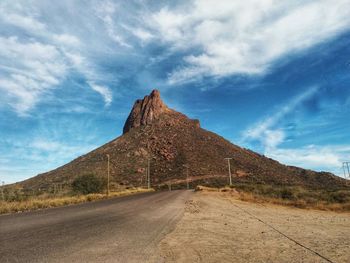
[{"left": 19, "top": 90, "right": 348, "bottom": 191}]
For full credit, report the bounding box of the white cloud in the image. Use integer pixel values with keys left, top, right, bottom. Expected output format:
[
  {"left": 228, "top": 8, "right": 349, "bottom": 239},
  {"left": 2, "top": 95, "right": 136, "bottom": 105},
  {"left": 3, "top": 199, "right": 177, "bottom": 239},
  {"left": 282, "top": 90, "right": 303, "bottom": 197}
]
[
  {"left": 0, "top": 37, "right": 67, "bottom": 114},
  {"left": 0, "top": 11, "right": 46, "bottom": 32},
  {"left": 265, "top": 145, "right": 350, "bottom": 177},
  {"left": 0, "top": 2, "right": 114, "bottom": 114},
  {"left": 263, "top": 129, "right": 285, "bottom": 150},
  {"left": 147, "top": 0, "right": 350, "bottom": 84},
  {"left": 88, "top": 82, "right": 113, "bottom": 106},
  {"left": 95, "top": 1, "right": 131, "bottom": 48},
  {"left": 65, "top": 52, "right": 85, "bottom": 67},
  {"left": 0, "top": 138, "right": 98, "bottom": 183},
  {"left": 129, "top": 27, "right": 154, "bottom": 42},
  {"left": 52, "top": 34, "right": 80, "bottom": 46},
  {"left": 241, "top": 86, "right": 350, "bottom": 177},
  {"left": 243, "top": 86, "right": 319, "bottom": 148}
]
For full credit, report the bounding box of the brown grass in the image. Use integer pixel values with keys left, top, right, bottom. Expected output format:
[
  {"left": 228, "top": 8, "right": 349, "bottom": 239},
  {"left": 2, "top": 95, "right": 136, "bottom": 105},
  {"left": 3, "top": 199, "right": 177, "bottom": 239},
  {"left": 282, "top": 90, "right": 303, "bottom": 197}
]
[
  {"left": 0, "top": 188, "right": 154, "bottom": 214},
  {"left": 196, "top": 185, "right": 350, "bottom": 212},
  {"left": 237, "top": 191, "right": 350, "bottom": 212}
]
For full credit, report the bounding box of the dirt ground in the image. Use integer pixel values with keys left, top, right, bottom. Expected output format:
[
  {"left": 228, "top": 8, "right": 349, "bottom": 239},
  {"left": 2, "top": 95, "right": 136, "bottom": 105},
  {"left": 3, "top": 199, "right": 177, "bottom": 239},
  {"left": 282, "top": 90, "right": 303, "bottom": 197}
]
[{"left": 151, "top": 191, "right": 350, "bottom": 263}]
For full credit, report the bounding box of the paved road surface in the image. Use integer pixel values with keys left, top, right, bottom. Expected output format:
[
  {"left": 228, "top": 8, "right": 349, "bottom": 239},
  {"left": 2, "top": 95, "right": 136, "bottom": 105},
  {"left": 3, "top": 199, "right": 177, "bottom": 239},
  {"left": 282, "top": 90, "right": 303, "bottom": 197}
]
[{"left": 0, "top": 190, "right": 192, "bottom": 263}]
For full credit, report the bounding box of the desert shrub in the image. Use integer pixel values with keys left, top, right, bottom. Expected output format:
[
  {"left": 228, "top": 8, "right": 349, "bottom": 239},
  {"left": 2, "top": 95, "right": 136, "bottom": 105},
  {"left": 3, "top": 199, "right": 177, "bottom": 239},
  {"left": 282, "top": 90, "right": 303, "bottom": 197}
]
[
  {"left": 3, "top": 188, "right": 30, "bottom": 202},
  {"left": 328, "top": 191, "right": 350, "bottom": 203},
  {"left": 280, "top": 188, "right": 295, "bottom": 200},
  {"left": 72, "top": 174, "right": 105, "bottom": 194}
]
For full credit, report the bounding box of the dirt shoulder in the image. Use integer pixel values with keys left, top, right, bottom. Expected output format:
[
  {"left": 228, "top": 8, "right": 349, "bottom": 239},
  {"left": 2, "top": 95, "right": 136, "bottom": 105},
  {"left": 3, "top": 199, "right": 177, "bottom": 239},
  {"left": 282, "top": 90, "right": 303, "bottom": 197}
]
[{"left": 151, "top": 191, "right": 350, "bottom": 263}]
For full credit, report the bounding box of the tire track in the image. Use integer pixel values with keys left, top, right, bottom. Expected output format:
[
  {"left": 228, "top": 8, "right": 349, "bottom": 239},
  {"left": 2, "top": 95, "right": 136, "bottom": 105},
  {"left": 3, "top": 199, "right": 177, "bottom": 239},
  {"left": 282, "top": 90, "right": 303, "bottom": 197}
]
[{"left": 229, "top": 200, "right": 335, "bottom": 263}]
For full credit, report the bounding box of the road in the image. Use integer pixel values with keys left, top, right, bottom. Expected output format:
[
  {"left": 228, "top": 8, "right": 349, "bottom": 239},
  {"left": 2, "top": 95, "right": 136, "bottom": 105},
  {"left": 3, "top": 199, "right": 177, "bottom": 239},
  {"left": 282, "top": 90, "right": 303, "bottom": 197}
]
[{"left": 0, "top": 190, "right": 192, "bottom": 263}]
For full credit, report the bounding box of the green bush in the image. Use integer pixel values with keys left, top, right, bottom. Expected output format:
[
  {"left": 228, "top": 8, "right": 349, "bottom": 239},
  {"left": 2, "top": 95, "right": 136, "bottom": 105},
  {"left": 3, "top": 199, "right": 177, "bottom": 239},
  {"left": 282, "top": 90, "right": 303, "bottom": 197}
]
[{"left": 72, "top": 174, "right": 105, "bottom": 194}]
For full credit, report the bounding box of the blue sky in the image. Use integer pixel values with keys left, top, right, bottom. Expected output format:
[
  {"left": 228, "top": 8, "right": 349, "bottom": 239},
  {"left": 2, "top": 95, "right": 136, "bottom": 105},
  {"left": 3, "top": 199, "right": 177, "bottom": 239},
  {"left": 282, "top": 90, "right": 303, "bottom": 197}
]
[{"left": 1, "top": 0, "right": 350, "bottom": 183}]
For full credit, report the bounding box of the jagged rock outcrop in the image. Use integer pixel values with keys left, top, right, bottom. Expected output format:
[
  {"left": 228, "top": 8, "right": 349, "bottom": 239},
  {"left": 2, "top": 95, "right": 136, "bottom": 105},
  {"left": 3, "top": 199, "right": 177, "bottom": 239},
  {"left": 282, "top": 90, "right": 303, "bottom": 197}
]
[{"left": 123, "top": 89, "right": 171, "bottom": 134}]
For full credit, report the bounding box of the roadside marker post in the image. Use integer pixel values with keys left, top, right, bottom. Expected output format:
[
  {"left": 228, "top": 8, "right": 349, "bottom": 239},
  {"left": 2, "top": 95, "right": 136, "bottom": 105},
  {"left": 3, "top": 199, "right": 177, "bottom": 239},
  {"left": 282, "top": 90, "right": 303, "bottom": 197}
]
[
  {"left": 224, "top": 158, "right": 233, "bottom": 186},
  {"left": 186, "top": 165, "right": 190, "bottom": 190},
  {"left": 107, "top": 154, "right": 110, "bottom": 196},
  {"left": 1, "top": 181, "right": 4, "bottom": 201},
  {"left": 186, "top": 166, "right": 189, "bottom": 190},
  {"left": 147, "top": 158, "right": 151, "bottom": 189}
]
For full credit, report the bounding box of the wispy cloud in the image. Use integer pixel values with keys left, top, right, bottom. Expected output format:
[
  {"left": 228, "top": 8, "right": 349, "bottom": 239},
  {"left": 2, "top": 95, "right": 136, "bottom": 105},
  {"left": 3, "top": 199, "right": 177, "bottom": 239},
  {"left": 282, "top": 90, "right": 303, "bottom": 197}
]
[
  {"left": 146, "top": 0, "right": 350, "bottom": 84},
  {"left": 88, "top": 82, "right": 113, "bottom": 106},
  {"left": 242, "top": 86, "right": 319, "bottom": 149},
  {"left": 95, "top": 0, "right": 132, "bottom": 48},
  {"left": 0, "top": 36, "right": 67, "bottom": 114},
  {"left": 52, "top": 34, "right": 80, "bottom": 47},
  {"left": 241, "top": 86, "right": 350, "bottom": 177},
  {"left": 1, "top": 0, "right": 349, "bottom": 115},
  {"left": 266, "top": 145, "right": 350, "bottom": 176},
  {"left": 0, "top": 138, "right": 98, "bottom": 183},
  {"left": 0, "top": 1, "right": 117, "bottom": 114}
]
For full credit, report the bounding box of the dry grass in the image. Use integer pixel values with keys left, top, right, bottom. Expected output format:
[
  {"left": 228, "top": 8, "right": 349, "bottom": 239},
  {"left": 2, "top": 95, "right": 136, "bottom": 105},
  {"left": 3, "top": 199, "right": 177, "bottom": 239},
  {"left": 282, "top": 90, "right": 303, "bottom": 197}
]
[
  {"left": 196, "top": 185, "right": 350, "bottom": 212},
  {"left": 0, "top": 188, "right": 154, "bottom": 214},
  {"left": 235, "top": 192, "right": 349, "bottom": 211}
]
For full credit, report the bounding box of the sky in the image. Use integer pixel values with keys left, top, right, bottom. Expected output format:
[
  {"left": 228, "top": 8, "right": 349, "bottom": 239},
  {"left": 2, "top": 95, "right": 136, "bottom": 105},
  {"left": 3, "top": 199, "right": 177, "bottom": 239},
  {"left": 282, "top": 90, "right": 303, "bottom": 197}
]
[{"left": 1, "top": 0, "right": 350, "bottom": 184}]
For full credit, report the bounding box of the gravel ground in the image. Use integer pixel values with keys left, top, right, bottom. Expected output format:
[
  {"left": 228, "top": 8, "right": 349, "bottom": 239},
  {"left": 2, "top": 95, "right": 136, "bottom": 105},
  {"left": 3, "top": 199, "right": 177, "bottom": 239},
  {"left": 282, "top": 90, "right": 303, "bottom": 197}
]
[{"left": 152, "top": 191, "right": 350, "bottom": 263}]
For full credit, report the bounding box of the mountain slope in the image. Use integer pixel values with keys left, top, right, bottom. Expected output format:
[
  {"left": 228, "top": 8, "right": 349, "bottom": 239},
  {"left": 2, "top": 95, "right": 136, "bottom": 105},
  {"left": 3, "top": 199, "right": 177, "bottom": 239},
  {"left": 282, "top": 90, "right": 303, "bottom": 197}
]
[{"left": 20, "top": 90, "right": 347, "bottom": 191}]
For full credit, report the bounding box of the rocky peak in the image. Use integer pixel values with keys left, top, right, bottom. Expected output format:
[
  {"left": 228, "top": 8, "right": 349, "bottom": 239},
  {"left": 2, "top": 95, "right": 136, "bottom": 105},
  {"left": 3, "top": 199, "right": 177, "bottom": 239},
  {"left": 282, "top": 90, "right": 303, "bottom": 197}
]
[{"left": 123, "top": 89, "right": 171, "bottom": 134}]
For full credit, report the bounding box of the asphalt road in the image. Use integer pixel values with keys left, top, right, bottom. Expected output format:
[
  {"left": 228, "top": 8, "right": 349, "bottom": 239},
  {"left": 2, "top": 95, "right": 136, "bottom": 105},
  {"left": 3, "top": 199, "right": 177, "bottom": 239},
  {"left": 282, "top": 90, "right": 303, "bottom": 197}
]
[{"left": 0, "top": 190, "right": 193, "bottom": 263}]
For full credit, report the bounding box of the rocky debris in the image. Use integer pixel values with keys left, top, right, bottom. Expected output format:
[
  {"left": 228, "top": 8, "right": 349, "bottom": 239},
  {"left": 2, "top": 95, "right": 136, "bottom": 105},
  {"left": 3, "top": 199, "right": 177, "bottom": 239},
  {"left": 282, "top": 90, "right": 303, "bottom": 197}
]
[
  {"left": 185, "top": 200, "right": 200, "bottom": 214},
  {"left": 192, "top": 119, "right": 200, "bottom": 128},
  {"left": 133, "top": 147, "right": 148, "bottom": 157},
  {"left": 137, "top": 168, "right": 145, "bottom": 173}
]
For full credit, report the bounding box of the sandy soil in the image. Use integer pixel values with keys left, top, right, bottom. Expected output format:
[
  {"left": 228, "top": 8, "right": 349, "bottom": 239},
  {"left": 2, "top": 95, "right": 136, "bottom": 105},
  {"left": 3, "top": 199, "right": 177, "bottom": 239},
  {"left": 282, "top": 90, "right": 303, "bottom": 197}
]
[{"left": 151, "top": 191, "right": 350, "bottom": 263}]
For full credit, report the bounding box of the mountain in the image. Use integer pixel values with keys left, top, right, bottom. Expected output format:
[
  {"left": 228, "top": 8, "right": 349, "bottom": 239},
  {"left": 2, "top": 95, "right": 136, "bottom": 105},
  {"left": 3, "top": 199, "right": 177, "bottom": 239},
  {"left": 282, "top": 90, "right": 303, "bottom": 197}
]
[{"left": 20, "top": 90, "right": 347, "bottom": 191}]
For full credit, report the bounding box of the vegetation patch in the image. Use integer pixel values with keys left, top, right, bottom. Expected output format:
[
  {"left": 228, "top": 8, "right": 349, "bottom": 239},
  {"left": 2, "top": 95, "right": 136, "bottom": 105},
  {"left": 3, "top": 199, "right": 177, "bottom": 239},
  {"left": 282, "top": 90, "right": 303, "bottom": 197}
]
[
  {"left": 196, "top": 183, "right": 350, "bottom": 212},
  {"left": 72, "top": 174, "right": 106, "bottom": 194},
  {"left": 0, "top": 188, "right": 154, "bottom": 214}
]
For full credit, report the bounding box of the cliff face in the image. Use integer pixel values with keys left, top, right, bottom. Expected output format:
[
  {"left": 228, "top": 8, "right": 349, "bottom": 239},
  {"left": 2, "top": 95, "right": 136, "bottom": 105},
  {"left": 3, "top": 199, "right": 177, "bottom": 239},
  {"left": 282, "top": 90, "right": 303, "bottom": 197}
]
[{"left": 123, "top": 90, "right": 171, "bottom": 134}]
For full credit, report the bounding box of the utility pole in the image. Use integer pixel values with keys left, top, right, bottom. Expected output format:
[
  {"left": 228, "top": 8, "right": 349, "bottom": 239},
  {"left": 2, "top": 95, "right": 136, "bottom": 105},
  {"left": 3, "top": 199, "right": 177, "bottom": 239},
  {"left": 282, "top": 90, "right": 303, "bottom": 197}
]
[
  {"left": 107, "top": 154, "right": 110, "bottom": 196},
  {"left": 144, "top": 167, "right": 147, "bottom": 188},
  {"left": 1, "top": 181, "right": 4, "bottom": 201},
  {"left": 140, "top": 170, "right": 143, "bottom": 186},
  {"left": 343, "top": 162, "right": 350, "bottom": 178},
  {"left": 224, "top": 158, "right": 233, "bottom": 186},
  {"left": 147, "top": 158, "right": 151, "bottom": 189},
  {"left": 186, "top": 165, "right": 189, "bottom": 190}
]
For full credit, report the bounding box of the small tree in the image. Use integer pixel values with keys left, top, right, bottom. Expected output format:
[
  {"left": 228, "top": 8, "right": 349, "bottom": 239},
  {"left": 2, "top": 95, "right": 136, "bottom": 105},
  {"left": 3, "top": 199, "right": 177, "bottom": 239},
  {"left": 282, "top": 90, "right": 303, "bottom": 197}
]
[{"left": 72, "top": 174, "right": 105, "bottom": 194}]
